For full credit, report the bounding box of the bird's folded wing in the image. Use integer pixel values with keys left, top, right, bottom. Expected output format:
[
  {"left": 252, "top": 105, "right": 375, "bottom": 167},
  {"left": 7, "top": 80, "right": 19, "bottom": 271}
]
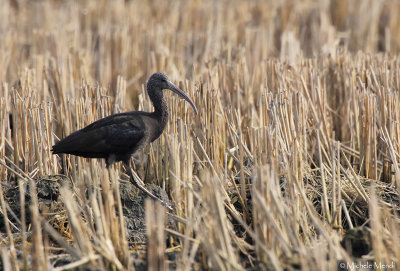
[
  {"left": 52, "top": 123, "right": 145, "bottom": 155},
  {"left": 105, "top": 124, "right": 145, "bottom": 149}
]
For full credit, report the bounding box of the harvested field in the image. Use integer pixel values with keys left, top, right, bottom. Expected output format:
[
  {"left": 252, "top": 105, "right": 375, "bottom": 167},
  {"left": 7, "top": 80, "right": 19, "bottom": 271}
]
[{"left": 1, "top": 0, "right": 400, "bottom": 270}]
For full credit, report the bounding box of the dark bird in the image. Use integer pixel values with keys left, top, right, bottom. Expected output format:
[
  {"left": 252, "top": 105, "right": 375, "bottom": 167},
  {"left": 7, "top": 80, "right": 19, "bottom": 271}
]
[{"left": 52, "top": 72, "right": 198, "bottom": 206}]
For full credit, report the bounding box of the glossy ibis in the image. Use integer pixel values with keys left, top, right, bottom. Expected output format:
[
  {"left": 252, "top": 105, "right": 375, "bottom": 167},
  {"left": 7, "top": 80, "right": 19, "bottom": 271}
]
[{"left": 52, "top": 72, "right": 198, "bottom": 207}]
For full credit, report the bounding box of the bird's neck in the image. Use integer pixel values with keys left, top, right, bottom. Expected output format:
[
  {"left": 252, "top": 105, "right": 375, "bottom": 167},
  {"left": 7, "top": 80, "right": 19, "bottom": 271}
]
[
  {"left": 149, "top": 89, "right": 169, "bottom": 133},
  {"left": 153, "top": 97, "right": 168, "bottom": 123}
]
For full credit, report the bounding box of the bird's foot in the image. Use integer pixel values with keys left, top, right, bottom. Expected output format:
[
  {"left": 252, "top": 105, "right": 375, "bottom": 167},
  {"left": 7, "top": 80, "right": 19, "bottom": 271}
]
[{"left": 128, "top": 167, "right": 173, "bottom": 211}]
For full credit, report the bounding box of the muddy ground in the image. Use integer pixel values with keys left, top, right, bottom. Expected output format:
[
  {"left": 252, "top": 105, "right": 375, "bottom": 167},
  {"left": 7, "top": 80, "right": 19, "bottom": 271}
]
[
  {"left": 1, "top": 174, "right": 173, "bottom": 270},
  {"left": 1, "top": 173, "right": 389, "bottom": 270}
]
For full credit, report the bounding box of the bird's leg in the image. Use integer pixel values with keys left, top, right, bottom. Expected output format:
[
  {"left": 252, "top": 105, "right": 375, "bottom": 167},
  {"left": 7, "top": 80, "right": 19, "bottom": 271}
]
[
  {"left": 125, "top": 165, "right": 173, "bottom": 211},
  {"left": 106, "top": 154, "right": 117, "bottom": 168}
]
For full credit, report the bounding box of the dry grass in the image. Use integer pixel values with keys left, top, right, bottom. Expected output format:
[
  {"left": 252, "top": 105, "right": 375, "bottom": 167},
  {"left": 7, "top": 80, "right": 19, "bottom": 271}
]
[{"left": 1, "top": 0, "right": 400, "bottom": 270}]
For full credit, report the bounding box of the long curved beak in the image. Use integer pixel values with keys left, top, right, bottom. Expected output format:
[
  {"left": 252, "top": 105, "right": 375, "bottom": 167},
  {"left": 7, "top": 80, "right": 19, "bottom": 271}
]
[{"left": 167, "top": 81, "right": 198, "bottom": 115}]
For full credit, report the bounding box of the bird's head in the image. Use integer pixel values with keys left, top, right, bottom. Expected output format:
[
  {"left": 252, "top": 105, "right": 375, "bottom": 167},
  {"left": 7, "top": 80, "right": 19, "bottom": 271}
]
[
  {"left": 147, "top": 72, "right": 170, "bottom": 90},
  {"left": 147, "top": 72, "right": 198, "bottom": 115}
]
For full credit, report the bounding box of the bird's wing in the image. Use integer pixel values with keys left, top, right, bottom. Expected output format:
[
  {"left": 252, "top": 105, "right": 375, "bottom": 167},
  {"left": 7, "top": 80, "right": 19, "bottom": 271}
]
[
  {"left": 81, "top": 112, "right": 137, "bottom": 131},
  {"left": 105, "top": 123, "right": 146, "bottom": 149},
  {"left": 52, "top": 121, "right": 146, "bottom": 156}
]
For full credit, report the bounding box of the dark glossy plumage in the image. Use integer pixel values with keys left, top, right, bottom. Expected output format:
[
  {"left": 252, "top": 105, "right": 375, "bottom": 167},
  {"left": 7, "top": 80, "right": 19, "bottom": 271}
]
[{"left": 52, "top": 72, "right": 198, "bottom": 167}]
